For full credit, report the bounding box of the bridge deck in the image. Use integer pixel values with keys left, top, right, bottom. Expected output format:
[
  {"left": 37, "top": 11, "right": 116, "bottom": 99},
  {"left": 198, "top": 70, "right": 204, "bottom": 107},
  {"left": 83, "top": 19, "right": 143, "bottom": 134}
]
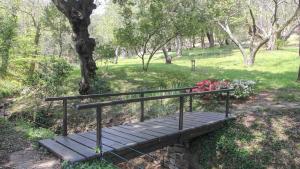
[{"left": 39, "top": 112, "right": 234, "bottom": 163}]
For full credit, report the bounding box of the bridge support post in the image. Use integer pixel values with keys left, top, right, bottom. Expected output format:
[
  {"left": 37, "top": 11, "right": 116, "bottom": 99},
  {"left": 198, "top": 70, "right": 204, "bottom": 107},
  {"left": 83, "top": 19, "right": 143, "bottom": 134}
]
[
  {"left": 96, "top": 105, "right": 103, "bottom": 157},
  {"left": 140, "top": 93, "right": 145, "bottom": 122},
  {"left": 62, "top": 99, "right": 68, "bottom": 136},
  {"left": 189, "top": 88, "right": 193, "bottom": 112},
  {"left": 179, "top": 96, "right": 184, "bottom": 130},
  {"left": 225, "top": 91, "right": 230, "bottom": 117}
]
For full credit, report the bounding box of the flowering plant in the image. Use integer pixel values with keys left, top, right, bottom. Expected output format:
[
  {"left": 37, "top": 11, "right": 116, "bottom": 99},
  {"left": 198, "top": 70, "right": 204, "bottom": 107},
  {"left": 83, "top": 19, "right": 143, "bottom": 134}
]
[{"left": 190, "top": 79, "right": 256, "bottom": 99}]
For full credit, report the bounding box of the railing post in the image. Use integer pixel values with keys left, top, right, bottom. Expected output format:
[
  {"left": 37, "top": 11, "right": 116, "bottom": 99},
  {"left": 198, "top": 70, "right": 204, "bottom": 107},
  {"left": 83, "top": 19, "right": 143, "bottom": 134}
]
[
  {"left": 189, "top": 88, "right": 193, "bottom": 112},
  {"left": 140, "top": 92, "right": 145, "bottom": 122},
  {"left": 225, "top": 91, "right": 230, "bottom": 117},
  {"left": 62, "top": 99, "right": 68, "bottom": 136},
  {"left": 179, "top": 96, "right": 184, "bottom": 130},
  {"left": 96, "top": 105, "right": 103, "bottom": 157}
]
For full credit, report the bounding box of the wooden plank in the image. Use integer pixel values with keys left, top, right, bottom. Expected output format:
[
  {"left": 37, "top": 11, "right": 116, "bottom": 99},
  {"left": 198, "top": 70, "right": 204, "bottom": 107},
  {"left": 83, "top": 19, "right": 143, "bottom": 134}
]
[
  {"left": 184, "top": 113, "right": 225, "bottom": 120},
  {"left": 110, "top": 126, "right": 157, "bottom": 140},
  {"left": 125, "top": 122, "right": 177, "bottom": 135},
  {"left": 79, "top": 132, "right": 124, "bottom": 150},
  {"left": 185, "top": 112, "right": 226, "bottom": 119},
  {"left": 39, "top": 139, "right": 84, "bottom": 162},
  {"left": 146, "top": 120, "right": 192, "bottom": 130},
  {"left": 141, "top": 121, "right": 179, "bottom": 131},
  {"left": 126, "top": 120, "right": 180, "bottom": 134},
  {"left": 121, "top": 123, "right": 178, "bottom": 137},
  {"left": 55, "top": 136, "right": 97, "bottom": 157},
  {"left": 103, "top": 128, "right": 146, "bottom": 142},
  {"left": 68, "top": 134, "right": 110, "bottom": 151},
  {"left": 90, "top": 131, "right": 137, "bottom": 146},
  {"left": 118, "top": 125, "right": 166, "bottom": 137},
  {"left": 147, "top": 118, "right": 205, "bottom": 131}
]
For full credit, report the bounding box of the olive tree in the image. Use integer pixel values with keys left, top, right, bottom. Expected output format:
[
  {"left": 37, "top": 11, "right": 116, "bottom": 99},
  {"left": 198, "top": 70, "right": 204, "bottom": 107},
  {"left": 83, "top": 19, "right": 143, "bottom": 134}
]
[{"left": 51, "top": 0, "right": 97, "bottom": 94}]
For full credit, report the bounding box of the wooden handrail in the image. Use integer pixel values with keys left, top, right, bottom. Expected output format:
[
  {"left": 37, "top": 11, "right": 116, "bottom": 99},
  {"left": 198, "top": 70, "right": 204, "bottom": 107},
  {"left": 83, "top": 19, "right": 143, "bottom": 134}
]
[
  {"left": 45, "top": 87, "right": 194, "bottom": 101},
  {"left": 75, "top": 88, "right": 234, "bottom": 152},
  {"left": 45, "top": 87, "right": 195, "bottom": 136},
  {"left": 76, "top": 89, "right": 234, "bottom": 109}
]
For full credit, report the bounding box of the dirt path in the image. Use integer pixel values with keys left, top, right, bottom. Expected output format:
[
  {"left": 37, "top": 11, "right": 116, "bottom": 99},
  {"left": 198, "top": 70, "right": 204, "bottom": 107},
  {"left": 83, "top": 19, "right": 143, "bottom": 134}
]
[{"left": 0, "top": 118, "right": 61, "bottom": 169}]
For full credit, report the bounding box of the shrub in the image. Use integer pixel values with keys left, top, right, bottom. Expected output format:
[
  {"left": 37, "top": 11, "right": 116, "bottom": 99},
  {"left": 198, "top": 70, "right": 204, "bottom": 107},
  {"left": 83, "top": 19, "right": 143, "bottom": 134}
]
[
  {"left": 25, "top": 57, "right": 73, "bottom": 97},
  {"left": 191, "top": 79, "right": 256, "bottom": 99},
  {"left": 229, "top": 80, "right": 256, "bottom": 99}
]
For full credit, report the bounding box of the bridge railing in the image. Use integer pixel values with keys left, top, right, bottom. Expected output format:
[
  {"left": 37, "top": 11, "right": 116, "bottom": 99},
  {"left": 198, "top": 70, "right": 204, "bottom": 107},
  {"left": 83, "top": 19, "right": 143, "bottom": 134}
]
[
  {"left": 45, "top": 87, "right": 195, "bottom": 136},
  {"left": 75, "top": 88, "right": 235, "bottom": 153}
]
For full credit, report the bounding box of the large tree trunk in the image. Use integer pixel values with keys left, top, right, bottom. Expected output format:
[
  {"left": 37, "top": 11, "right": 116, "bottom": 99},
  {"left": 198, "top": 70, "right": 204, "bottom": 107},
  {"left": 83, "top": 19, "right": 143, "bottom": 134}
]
[
  {"left": 52, "top": 0, "right": 97, "bottom": 94},
  {"left": 206, "top": 31, "right": 215, "bottom": 47},
  {"left": 176, "top": 36, "right": 182, "bottom": 57},
  {"left": 162, "top": 47, "right": 172, "bottom": 64}
]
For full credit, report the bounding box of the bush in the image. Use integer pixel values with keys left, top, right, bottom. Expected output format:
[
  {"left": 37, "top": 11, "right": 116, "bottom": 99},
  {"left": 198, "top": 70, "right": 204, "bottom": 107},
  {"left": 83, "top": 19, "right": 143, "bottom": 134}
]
[
  {"left": 191, "top": 79, "right": 256, "bottom": 99},
  {"left": 25, "top": 57, "right": 73, "bottom": 97},
  {"left": 230, "top": 80, "right": 256, "bottom": 99}
]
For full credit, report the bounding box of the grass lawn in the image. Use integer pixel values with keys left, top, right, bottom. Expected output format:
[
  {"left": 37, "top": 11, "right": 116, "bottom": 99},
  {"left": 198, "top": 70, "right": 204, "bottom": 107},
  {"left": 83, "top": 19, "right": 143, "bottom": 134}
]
[{"left": 93, "top": 46, "right": 300, "bottom": 93}]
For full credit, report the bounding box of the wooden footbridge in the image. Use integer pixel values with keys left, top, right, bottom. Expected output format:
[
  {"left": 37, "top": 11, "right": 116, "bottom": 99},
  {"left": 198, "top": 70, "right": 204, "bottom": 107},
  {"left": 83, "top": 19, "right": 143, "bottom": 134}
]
[{"left": 39, "top": 87, "right": 235, "bottom": 164}]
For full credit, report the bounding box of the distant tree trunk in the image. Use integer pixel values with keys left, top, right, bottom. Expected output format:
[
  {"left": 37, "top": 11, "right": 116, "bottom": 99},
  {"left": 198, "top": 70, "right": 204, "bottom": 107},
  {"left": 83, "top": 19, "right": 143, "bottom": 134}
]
[
  {"left": 1, "top": 49, "right": 9, "bottom": 75},
  {"left": 114, "top": 46, "right": 120, "bottom": 64},
  {"left": 206, "top": 31, "right": 215, "bottom": 47},
  {"left": 176, "top": 36, "right": 182, "bottom": 57},
  {"left": 52, "top": 0, "right": 97, "bottom": 94},
  {"left": 29, "top": 24, "right": 41, "bottom": 76},
  {"left": 58, "top": 27, "right": 63, "bottom": 57},
  {"left": 267, "top": 30, "right": 278, "bottom": 50},
  {"left": 225, "top": 38, "right": 230, "bottom": 45},
  {"left": 192, "top": 35, "right": 196, "bottom": 48},
  {"left": 200, "top": 36, "right": 205, "bottom": 48},
  {"left": 162, "top": 47, "right": 172, "bottom": 64},
  {"left": 298, "top": 66, "right": 300, "bottom": 81}
]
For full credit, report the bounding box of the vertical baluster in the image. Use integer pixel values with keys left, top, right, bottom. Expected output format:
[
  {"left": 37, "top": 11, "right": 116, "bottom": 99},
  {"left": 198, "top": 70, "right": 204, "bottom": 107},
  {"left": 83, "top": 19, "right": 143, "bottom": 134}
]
[
  {"left": 179, "top": 96, "right": 184, "bottom": 130},
  {"left": 225, "top": 91, "right": 230, "bottom": 117},
  {"left": 140, "top": 92, "right": 145, "bottom": 122},
  {"left": 62, "top": 99, "right": 68, "bottom": 136},
  {"left": 96, "top": 105, "right": 103, "bottom": 157},
  {"left": 189, "top": 88, "right": 193, "bottom": 112}
]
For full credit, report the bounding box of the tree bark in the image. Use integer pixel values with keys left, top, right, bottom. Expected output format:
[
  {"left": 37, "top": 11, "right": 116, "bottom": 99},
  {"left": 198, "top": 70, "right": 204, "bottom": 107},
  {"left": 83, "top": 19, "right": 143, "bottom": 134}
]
[
  {"left": 52, "top": 0, "right": 97, "bottom": 94},
  {"left": 200, "top": 35, "right": 205, "bottom": 48},
  {"left": 28, "top": 23, "right": 41, "bottom": 76},
  {"left": 114, "top": 46, "right": 119, "bottom": 64},
  {"left": 162, "top": 47, "right": 172, "bottom": 64},
  {"left": 176, "top": 36, "right": 182, "bottom": 57},
  {"left": 206, "top": 31, "right": 215, "bottom": 47},
  {"left": 225, "top": 38, "right": 230, "bottom": 45},
  {"left": 1, "top": 49, "right": 9, "bottom": 75},
  {"left": 298, "top": 66, "right": 300, "bottom": 81},
  {"left": 192, "top": 35, "right": 196, "bottom": 48}
]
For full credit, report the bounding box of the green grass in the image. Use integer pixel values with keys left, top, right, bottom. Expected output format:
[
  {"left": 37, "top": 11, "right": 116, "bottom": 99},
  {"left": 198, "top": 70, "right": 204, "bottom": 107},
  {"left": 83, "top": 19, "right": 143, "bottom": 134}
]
[
  {"left": 96, "top": 46, "right": 299, "bottom": 93},
  {"left": 14, "top": 119, "right": 55, "bottom": 142},
  {"left": 62, "top": 160, "right": 117, "bottom": 169}
]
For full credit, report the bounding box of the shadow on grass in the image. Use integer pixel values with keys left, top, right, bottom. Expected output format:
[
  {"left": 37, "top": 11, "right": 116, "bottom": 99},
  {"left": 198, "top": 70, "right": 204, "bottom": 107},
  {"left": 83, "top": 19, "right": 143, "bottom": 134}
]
[
  {"left": 104, "top": 63, "right": 299, "bottom": 92},
  {"left": 188, "top": 108, "right": 300, "bottom": 169}
]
